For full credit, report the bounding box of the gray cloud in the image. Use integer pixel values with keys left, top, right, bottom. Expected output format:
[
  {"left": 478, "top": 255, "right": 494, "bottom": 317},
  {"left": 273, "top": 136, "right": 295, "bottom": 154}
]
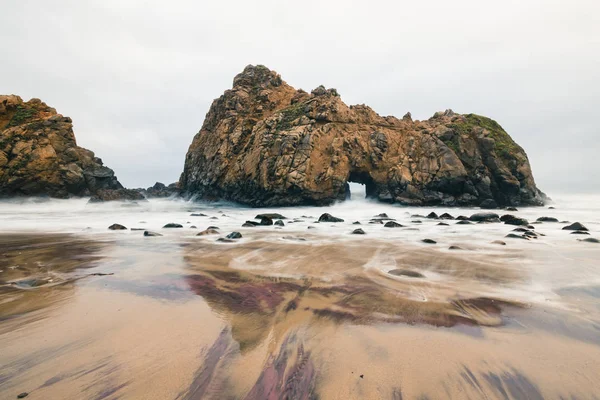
[{"left": 2, "top": 0, "right": 599, "bottom": 194}]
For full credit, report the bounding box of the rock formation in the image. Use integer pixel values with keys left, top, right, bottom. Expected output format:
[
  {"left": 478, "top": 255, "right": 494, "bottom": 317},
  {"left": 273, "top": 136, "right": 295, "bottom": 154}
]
[
  {"left": 0, "top": 95, "right": 124, "bottom": 198},
  {"left": 180, "top": 65, "right": 544, "bottom": 207}
]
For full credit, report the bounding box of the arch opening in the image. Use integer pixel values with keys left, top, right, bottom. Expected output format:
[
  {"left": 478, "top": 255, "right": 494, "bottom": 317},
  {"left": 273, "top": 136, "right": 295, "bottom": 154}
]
[{"left": 345, "top": 170, "right": 378, "bottom": 200}]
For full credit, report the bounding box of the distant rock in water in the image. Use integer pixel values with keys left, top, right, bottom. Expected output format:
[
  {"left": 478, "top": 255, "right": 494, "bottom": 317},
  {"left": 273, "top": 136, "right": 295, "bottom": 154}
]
[
  {"left": 0, "top": 95, "right": 123, "bottom": 198},
  {"left": 135, "top": 181, "right": 180, "bottom": 198},
  {"left": 89, "top": 188, "right": 145, "bottom": 203},
  {"left": 179, "top": 65, "right": 545, "bottom": 207}
]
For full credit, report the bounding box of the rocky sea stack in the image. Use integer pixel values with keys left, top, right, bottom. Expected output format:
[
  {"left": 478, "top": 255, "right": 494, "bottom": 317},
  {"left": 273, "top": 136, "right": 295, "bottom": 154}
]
[
  {"left": 181, "top": 65, "right": 545, "bottom": 207},
  {"left": 0, "top": 95, "right": 123, "bottom": 198}
]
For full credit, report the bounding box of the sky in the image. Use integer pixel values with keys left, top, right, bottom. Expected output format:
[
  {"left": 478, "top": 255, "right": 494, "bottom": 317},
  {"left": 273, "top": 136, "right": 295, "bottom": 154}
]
[{"left": 1, "top": 0, "right": 599, "bottom": 193}]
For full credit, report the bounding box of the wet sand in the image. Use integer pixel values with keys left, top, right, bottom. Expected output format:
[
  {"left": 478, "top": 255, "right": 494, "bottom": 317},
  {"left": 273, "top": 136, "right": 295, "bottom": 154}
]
[{"left": 1, "top": 228, "right": 600, "bottom": 399}]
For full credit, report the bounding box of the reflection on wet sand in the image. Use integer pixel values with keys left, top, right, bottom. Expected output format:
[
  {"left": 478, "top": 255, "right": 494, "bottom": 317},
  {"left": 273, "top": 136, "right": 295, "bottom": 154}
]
[
  {"left": 0, "top": 234, "right": 107, "bottom": 321},
  {"left": 1, "top": 233, "right": 600, "bottom": 399},
  {"left": 183, "top": 238, "right": 527, "bottom": 349}
]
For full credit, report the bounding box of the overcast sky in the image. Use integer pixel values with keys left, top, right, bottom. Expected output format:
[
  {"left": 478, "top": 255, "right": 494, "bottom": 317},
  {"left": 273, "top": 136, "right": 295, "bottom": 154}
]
[{"left": 2, "top": 0, "right": 599, "bottom": 194}]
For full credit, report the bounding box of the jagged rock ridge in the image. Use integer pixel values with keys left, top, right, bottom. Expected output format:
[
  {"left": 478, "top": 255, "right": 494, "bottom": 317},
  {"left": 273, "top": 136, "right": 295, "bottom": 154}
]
[
  {"left": 180, "top": 65, "right": 545, "bottom": 207},
  {"left": 0, "top": 95, "right": 123, "bottom": 198}
]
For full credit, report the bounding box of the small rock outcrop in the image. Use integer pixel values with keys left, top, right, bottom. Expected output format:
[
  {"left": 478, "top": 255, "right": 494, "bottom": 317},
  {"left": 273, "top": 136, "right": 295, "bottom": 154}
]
[
  {"left": 180, "top": 65, "right": 545, "bottom": 207},
  {"left": 0, "top": 95, "right": 123, "bottom": 198},
  {"left": 136, "top": 182, "right": 180, "bottom": 198}
]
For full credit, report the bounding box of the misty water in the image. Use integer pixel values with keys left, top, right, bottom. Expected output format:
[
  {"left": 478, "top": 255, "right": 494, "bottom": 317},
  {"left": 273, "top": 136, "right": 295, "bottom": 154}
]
[{"left": 1, "top": 192, "right": 599, "bottom": 399}]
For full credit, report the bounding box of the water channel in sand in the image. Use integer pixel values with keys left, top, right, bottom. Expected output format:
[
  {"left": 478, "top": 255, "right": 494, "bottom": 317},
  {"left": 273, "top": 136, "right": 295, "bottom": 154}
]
[{"left": 0, "top": 193, "right": 599, "bottom": 399}]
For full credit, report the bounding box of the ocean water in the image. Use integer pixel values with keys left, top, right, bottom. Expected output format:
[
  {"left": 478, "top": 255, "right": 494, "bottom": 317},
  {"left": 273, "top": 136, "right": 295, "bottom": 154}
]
[{"left": 0, "top": 190, "right": 599, "bottom": 399}]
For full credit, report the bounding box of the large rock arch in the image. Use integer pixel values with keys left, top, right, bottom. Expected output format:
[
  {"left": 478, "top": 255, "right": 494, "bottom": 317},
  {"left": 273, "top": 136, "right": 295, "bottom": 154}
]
[{"left": 180, "top": 65, "right": 545, "bottom": 208}]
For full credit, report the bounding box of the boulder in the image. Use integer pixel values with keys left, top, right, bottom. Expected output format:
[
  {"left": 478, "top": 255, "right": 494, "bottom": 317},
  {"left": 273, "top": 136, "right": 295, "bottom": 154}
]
[
  {"left": 108, "top": 223, "right": 127, "bottom": 230},
  {"left": 275, "top": 220, "right": 285, "bottom": 226},
  {"left": 163, "top": 223, "right": 183, "bottom": 228},
  {"left": 258, "top": 216, "right": 273, "bottom": 226},
  {"left": 504, "top": 217, "right": 529, "bottom": 226},
  {"left": 469, "top": 212, "right": 500, "bottom": 222},
  {"left": 456, "top": 220, "right": 473, "bottom": 225},
  {"left": 318, "top": 213, "right": 344, "bottom": 223},
  {"left": 144, "top": 231, "right": 163, "bottom": 237},
  {"left": 426, "top": 212, "right": 439, "bottom": 219},
  {"left": 384, "top": 221, "right": 403, "bottom": 228},
  {"left": 226, "top": 231, "right": 242, "bottom": 239},
  {"left": 562, "top": 222, "right": 588, "bottom": 231},
  {"left": 422, "top": 239, "right": 437, "bottom": 244},
  {"left": 179, "top": 65, "right": 545, "bottom": 207},
  {"left": 351, "top": 228, "right": 365, "bottom": 234},
  {"left": 439, "top": 213, "right": 454, "bottom": 220},
  {"left": 537, "top": 217, "right": 559, "bottom": 222},
  {"left": 437, "top": 222, "right": 449, "bottom": 226},
  {"left": 256, "top": 213, "right": 287, "bottom": 220}
]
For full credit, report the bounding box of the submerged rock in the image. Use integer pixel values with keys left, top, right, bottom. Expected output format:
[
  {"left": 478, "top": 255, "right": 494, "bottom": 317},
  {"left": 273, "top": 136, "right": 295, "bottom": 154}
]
[
  {"left": 571, "top": 231, "right": 590, "bottom": 235},
  {"left": 437, "top": 222, "right": 449, "bottom": 226},
  {"left": 492, "top": 240, "right": 506, "bottom": 245},
  {"left": 108, "top": 223, "right": 127, "bottom": 230},
  {"left": 469, "top": 212, "right": 500, "bottom": 222},
  {"left": 579, "top": 238, "right": 599, "bottom": 243},
  {"left": 274, "top": 219, "right": 285, "bottom": 226},
  {"left": 143, "top": 231, "right": 162, "bottom": 237},
  {"left": 179, "top": 65, "right": 545, "bottom": 207},
  {"left": 456, "top": 220, "right": 473, "bottom": 225},
  {"left": 256, "top": 213, "right": 287, "bottom": 220},
  {"left": 537, "top": 216, "right": 559, "bottom": 222},
  {"left": 422, "top": 239, "right": 437, "bottom": 244},
  {"left": 504, "top": 217, "right": 529, "bottom": 226},
  {"left": 505, "top": 233, "right": 528, "bottom": 240},
  {"left": 351, "top": 228, "right": 365, "bottom": 235},
  {"left": 439, "top": 213, "right": 454, "bottom": 220},
  {"left": 384, "top": 221, "right": 403, "bottom": 228},
  {"left": 163, "top": 223, "right": 183, "bottom": 228},
  {"left": 197, "top": 228, "right": 219, "bottom": 236},
  {"left": 318, "top": 213, "right": 344, "bottom": 223},
  {"left": 389, "top": 269, "right": 425, "bottom": 278}
]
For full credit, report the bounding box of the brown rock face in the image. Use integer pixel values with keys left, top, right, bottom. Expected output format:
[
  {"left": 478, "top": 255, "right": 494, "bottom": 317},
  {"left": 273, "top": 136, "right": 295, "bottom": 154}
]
[
  {"left": 0, "top": 95, "right": 123, "bottom": 198},
  {"left": 180, "top": 65, "right": 545, "bottom": 207}
]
